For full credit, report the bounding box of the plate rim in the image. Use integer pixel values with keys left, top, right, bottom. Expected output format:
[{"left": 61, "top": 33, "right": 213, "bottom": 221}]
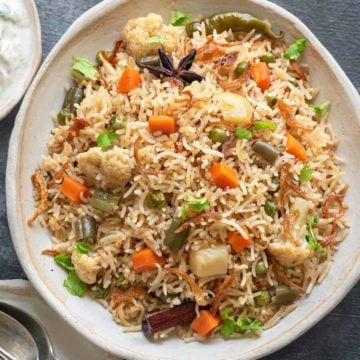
[{"left": 6, "top": 0, "right": 360, "bottom": 359}]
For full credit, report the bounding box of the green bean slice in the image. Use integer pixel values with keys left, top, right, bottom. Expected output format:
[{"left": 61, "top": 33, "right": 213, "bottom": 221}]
[
  {"left": 74, "top": 216, "right": 97, "bottom": 244},
  {"left": 164, "top": 218, "right": 190, "bottom": 251},
  {"left": 253, "top": 141, "right": 279, "bottom": 164},
  {"left": 89, "top": 191, "right": 120, "bottom": 212}
]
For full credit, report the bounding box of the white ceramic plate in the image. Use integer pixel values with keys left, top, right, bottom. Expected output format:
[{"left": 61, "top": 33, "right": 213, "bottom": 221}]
[
  {"left": 0, "top": 0, "right": 41, "bottom": 121},
  {"left": 6, "top": 1, "right": 360, "bottom": 359}
]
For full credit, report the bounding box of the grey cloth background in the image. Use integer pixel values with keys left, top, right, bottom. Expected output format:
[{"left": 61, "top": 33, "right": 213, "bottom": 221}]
[{"left": 0, "top": 0, "right": 359, "bottom": 359}]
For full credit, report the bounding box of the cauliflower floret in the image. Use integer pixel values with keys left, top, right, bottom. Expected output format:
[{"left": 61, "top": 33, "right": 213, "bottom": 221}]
[
  {"left": 268, "top": 242, "right": 311, "bottom": 267},
  {"left": 121, "top": 13, "right": 180, "bottom": 59},
  {"left": 269, "top": 198, "right": 313, "bottom": 267},
  {"left": 71, "top": 251, "right": 101, "bottom": 284},
  {"left": 76, "top": 146, "right": 134, "bottom": 190}
]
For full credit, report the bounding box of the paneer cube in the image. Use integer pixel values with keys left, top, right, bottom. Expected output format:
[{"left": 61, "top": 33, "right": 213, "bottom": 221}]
[{"left": 189, "top": 244, "right": 229, "bottom": 277}]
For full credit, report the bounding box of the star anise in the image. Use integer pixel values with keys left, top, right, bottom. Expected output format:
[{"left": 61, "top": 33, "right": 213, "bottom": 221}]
[{"left": 137, "top": 48, "right": 203, "bottom": 85}]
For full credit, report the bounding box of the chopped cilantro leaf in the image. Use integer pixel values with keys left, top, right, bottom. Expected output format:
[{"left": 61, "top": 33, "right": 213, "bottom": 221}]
[
  {"left": 97, "top": 131, "right": 118, "bottom": 148},
  {"left": 64, "top": 271, "right": 87, "bottom": 297},
  {"left": 170, "top": 11, "right": 191, "bottom": 26},
  {"left": 75, "top": 241, "right": 93, "bottom": 254},
  {"left": 299, "top": 163, "right": 313, "bottom": 184},
  {"left": 54, "top": 253, "right": 74, "bottom": 271},
  {"left": 283, "top": 38, "right": 307, "bottom": 60},
  {"left": 235, "top": 128, "right": 252, "bottom": 140}
]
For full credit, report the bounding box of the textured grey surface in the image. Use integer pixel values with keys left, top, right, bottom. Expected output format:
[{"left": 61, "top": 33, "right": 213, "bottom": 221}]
[{"left": 0, "top": 0, "right": 359, "bottom": 359}]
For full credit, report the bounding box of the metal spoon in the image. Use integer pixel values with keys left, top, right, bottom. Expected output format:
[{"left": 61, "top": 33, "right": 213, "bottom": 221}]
[
  {"left": 0, "top": 302, "right": 59, "bottom": 360},
  {"left": 0, "top": 310, "right": 38, "bottom": 360}
]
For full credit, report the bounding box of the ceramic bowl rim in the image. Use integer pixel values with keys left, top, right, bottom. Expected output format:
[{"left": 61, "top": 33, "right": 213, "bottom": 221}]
[{"left": 6, "top": 0, "right": 360, "bottom": 358}]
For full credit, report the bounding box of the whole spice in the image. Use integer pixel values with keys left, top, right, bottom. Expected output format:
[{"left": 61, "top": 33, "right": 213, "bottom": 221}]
[
  {"left": 142, "top": 302, "right": 196, "bottom": 335},
  {"left": 137, "top": 48, "right": 203, "bottom": 85}
]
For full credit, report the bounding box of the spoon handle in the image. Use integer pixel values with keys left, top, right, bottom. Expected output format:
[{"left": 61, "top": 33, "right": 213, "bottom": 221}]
[
  {"left": 49, "top": 349, "right": 60, "bottom": 360},
  {"left": 0, "top": 347, "right": 18, "bottom": 360}
]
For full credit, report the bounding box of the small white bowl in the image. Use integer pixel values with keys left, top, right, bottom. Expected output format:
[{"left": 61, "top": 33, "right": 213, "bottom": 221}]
[
  {"left": 6, "top": 1, "right": 360, "bottom": 359},
  {"left": 0, "top": 0, "right": 41, "bottom": 121}
]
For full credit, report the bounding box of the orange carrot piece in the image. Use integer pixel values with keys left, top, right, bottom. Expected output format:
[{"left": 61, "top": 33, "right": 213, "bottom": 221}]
[
  {"left": 148, "top": 115, "right": 176, "bottom": 135},
  {"left": 228, "top": 227, "right": 251, "bottom": 253},
  {"left": 132, "top": 248, "right": 165, "bottom": 272},
  {"left": 252, "top": 62, "right": 270, "bottom": 92},
  {"left": 209, "top": 162, "right": 239, "bottom": 189},
  {"left": 286, "top": 132, "right": 307, "bottom": 161},
  {"left": 117, "top": 67, "right": 141, "bottom": 94},
  {"left": 191, "top": 310, "right": 221, "bottom": 337},
  {"left": 60, "top": 176, "right": 89, "bottom": 204}
]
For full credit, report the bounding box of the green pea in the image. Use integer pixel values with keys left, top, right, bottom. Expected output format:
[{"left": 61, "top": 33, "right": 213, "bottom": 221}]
[
  {"left": 109, "top": 114, "right": 126, "bottom": 130},
  {"left": 209, "top": 127, "right": 229, "bottom": 144},
  {"left": 264, "top": 200, "right": 277, "bottom": 217},
  {"left": 260, "top": 53, "right": 276, "bottom": 64},
  {"left": 57, "top": 108, "right": 72, "bottom": 125},
  {"left": 255, "top": 261, "right": 268, "bottom": 276},
  {"left": 146, "top": 191, "right": 166, "bottom": 209},
  {"left": 255, "top": 291, "right": 270, "bottom": 306},
  {"left": 235, "top": 61, "right": 248, "bottom": 75}
]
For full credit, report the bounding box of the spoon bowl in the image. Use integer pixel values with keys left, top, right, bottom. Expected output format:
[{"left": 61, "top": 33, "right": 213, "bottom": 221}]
[
  {"left": 0, "top": 310, "right": 38, "bottom": 360},
  {"left": 0, "top": 302, "right": 58, "bottom": 360}
]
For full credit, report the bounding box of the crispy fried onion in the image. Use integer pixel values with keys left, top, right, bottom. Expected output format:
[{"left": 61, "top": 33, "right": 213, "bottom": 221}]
[
  {"left": 164, "top": 268, "right": 206, "bottom": 306},
  {"left": 219, "top": 63, "right": 251, "bottom": 91},
  {"left": 176, "top": 90, "right": 210, "bottom": 115},
  {"left": 111, "top": 286, "right": 148, "bottom": 309},
  {"left": 162, "top": 76, "right": 185, "bottom": 90},
  {"left": 277, "top": 99, "right": 311, "bottom": 130},
  {"left": 322, "top": 193, "right": 345, "bottom": 221},
  {"left": 281, "top": 211, "right": 299, "bottom": 246},
  {"left": 208, "top": 121, "right": 236, "bottom": 132},
  {"left": 221, "top": 132, "right": 237, "bottom": 155},
  {"left": 290, "top": 61, "right": 308, "bottom": 82},
  {"left": 106, "top": 40, "right": 122, "bottom": 66},
  {"left": 321, "top": 193, "right": 345, "bottom": 247},
  {"left": 196, "top": 39, "right": 226, "bottom": 61},
  {"left": 271, "top": 257, "right": 304, "bottom": 292},
  {"left": 48, "top": 162, "right": 68, "bottom": 186},
  {"left": 322, "top": 229, "right": 337, "bottom": 248},
  {"left": 213, "top": 39, "right": 243, "bottom": 48},
  {"left": 211, "top": 275, "right": 236, "bottom": 315},
  {"left": 67, "top": 118, "right": 90, "bottom": 140},
  {"left": 278, "top": 163, "right": 305, "bottom": 208},
  {"left": 213, "top": 51, "right": 239, "bottom": 69},
  {"left": 41, "top": 249, "right": 59, "bottom": 256},
  {"left": 134, "top": 137, "right": 170, "bottom": 175},
  {"left": 175, "top": 212, "right": 222, "bottom": 233},
  {"left": 27, "top": 170, "right": 48, "bottom": 225},
  {"left": 97, "top": 64, "right": 109, "bottom": 88}
]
